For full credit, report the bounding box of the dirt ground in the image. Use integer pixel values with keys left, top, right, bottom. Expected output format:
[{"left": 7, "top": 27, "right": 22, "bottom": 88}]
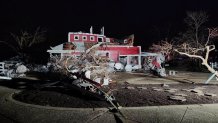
[
  {"left": 12, "top": 83, "right": 218, "bottom": 108},
  {"left": 1, "top": 71, "right": 218, "bottom": 108}
]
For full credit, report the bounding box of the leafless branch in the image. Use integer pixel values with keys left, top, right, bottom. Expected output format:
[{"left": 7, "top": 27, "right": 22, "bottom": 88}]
[{"left": 174, "top": 27, "right": 218, "bottom": 77}]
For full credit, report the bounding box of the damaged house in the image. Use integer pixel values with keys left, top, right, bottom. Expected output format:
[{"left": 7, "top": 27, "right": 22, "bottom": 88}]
[{"left": 47, "top": 27, "right": 142, "bottom": 69}]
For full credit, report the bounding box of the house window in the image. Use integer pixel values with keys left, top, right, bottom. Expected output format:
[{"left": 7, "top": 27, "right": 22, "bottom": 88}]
[
  {"left": 82, "top": 36, "right": 87, "bottom": 41},
  {"left": 74, "top": 35, "right": 79, "bottom": 40},
  {"left": 98, "top": 37, "right": 103, "bottom": 42},
  {"left": 90, "top": 36, "right": 94, "bottom": 41},
  {"left": 106, "top": 38, "right": 110, "bottom": 42}
]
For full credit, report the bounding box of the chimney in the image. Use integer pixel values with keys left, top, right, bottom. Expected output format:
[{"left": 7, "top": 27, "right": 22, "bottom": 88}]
[
  {"left": 101, "top": 26, "right": 104, "bottom": 35},
  {"left": 90, "top": 26, "right": 93, "bottom": 34}
]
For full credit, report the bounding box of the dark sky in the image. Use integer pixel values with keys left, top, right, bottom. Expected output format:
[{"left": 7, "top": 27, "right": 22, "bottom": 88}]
[{"left": 1, "top": 0, "right": 218, "bottom": 49}]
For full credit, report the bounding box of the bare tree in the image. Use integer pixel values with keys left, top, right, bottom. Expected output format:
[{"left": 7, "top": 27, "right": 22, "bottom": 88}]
[
  {"left": 174, "top": 28, "right": 218, "bottom": 74},
  {"left": 149, "top": 39, "right": 173, "bottom": 56},
  {"left": 173, "top": 11, "right": 209, "bottom": 71},
  {"left": 184, "top": 11, "right": 208, "bottom": 48},
  {"left": 0, "top": 27, "right": 46, "bottom": 62},
  {"left": 11, "top": 27, "right": 46, "bottom": 51},
  {"left": 150, "top": 27, "right": 218, "bottom": 78}
]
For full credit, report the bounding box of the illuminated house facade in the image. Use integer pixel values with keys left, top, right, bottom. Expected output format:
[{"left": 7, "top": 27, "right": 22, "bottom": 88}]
[{"left": 47, "top": 27, "right": 142, "bottom": 68}]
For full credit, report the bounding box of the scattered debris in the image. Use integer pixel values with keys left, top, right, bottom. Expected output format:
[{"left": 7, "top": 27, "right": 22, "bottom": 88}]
[
  {"left": 169, "top": 96, "right": 186, "bottom": 102},
  {"left": 0, "top": 61, "right": 29, "bottom": 79},
  {"left": 132, "top": 65, "right": 140, "bottom": 71},
  {"left": 16, "top": 64, "right": 28, "bottom": 74},
  {"left": 0, "top": 62, "right": 5, "bottom": 75},
  {"left": 18, "top": 73, "right": 26, "bottom": 77},
  {"left": 204, "top": 93, "right": 217, "bottom": 97},
  {"left": 181, "top": 89, "right": 191, "bottom": 92},
  {"left": 162, "top": 83, "right": 169, "bottom": 87},
  {"left": 123, "top": 81, "right": 130, "bottom": 85},
  {"left": 169, "top": 70, "right": 177, "bottom": 76},
  {"left": 32, "top": 65, "right": 50, "bottom": 73},
  {"left": 192, "top": 87, "right": 206, "bottom": 90},
  {"left": 114, "top": 63, "right": 124, "bottom": 71},
  {"left": 153, "top": 88, "right": 164, "bottom": 91},
  {"left": 147, "top": 42, "right": 173, "bottom": 77},
  {"left": 123, "top": 86, "right": 135, "bottom": 90},
  {"left": 164, "top": 88, "right": 177, "bottom": 93},
  {"left": 173, "top": 93, "right": 188, "bottom": 97},
  {"left": 191, "top": 89, "right": 204, "bottom": 96},
  {"left": 137, "top": 87, "right": 147, "bottom": 90},
  {"left": 125, "top": 64, "right": 132, "bottom": 72},
  {"left": 0, "top": 76, "right": 12, "bottom": 80}
]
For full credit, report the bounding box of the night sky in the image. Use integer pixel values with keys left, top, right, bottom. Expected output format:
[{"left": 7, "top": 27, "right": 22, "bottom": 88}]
[{"left": 1, "top": 0, "right": 218, "bottom": 54}]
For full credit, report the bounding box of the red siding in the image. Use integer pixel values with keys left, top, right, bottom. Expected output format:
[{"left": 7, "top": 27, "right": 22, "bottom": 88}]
[
  {"left": 109, "top": 51, "right": 119, "bottom": 62},
  {"left": 69, "top": 33, "right": 107, "bottom": 42},
  {"left": 99, "top": 46, "right": 140, "bottom": 55}
]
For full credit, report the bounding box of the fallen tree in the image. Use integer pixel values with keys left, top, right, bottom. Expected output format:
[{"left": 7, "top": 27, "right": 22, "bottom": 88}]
[
  {"left": 174, "top": 28, "right": 218, "bottom": 79},
  {"left": 48, "top": 42, "right": 121, "bottom": 110},
  {"left": 153, "top": 28, "right": 218, "bottom": 80}
]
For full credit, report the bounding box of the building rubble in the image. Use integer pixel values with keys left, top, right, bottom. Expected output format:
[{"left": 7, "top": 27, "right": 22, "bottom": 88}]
[
  {"left": 0, "top": 61, "right": 28, "bottom": 79},
  {"left": 47, "top": 26, "right": 167, "bottom": 77}
]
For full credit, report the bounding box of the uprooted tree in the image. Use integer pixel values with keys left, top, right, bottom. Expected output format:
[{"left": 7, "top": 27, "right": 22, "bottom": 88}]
[
  {"left": 175, "top": 11, "right": 209, "bottom": 71},
  {"left": 48, "top": 42, "right": 121, "bottom": 110},
  {"left": 153, "top": 28, "right": 218, "bottom": 78},
  {"left": 174, "top": 28, "right": 218, "bottom": 76},
  {"left": 152, "top": 11, "right": 218, "bottom": 73},
  {"left": 49, "top": 43, "right": 112, "bottom": 82}
]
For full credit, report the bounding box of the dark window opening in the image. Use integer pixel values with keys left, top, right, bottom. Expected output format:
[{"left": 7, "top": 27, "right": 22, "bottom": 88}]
[{"left": 98, "top": 37, "right": 103, "bottom": 42}]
